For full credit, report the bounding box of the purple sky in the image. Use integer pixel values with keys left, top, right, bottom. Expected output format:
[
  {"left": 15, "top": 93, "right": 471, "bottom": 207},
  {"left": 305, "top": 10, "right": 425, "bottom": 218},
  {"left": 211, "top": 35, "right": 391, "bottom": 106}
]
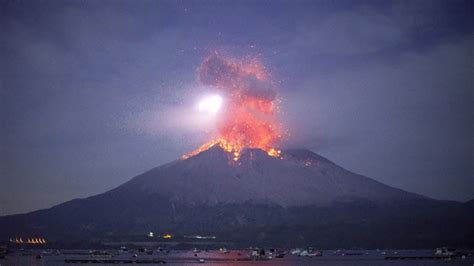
[{"left": 1, "top": 0, "right": 472, "bottom": 215}]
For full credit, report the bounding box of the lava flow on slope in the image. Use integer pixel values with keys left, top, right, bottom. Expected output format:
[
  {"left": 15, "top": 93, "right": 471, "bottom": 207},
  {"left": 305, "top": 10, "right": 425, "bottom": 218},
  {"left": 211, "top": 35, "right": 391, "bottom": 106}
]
[{"left": 183, "top": 55, "right": 282, "bottom": 161}]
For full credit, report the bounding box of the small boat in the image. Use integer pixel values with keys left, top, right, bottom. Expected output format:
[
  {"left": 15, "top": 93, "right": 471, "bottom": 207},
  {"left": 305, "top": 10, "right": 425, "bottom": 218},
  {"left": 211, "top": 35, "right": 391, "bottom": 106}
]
[
  {"left": 218, "top": 247, "right": 229, "bottom": 254},
  {"left": 290, "top": 248, "right": 302, "bottom": 255},
  {"left": 249, "top": 248, "right": 272, "bottom": 260},
  {"left": 299, "top": 248, "right": 322, "bottom": 257},
  {"left": 276, "top": 253, "right": 285, "bottom": 258},
  {"left": 119, "top": 246, "right": 129, "bottom": 253},
  {"left": 268, "top": 248, "right": 285, "bottom": 258},
  {"left": 41, "top": 250, "right": 53, "bottom": 256},
  {"left": 90, "top": 250, "right": 111, "bottom": 257},
  {"left": 435, "top": 247, "right": 456, "bottom": 257}
]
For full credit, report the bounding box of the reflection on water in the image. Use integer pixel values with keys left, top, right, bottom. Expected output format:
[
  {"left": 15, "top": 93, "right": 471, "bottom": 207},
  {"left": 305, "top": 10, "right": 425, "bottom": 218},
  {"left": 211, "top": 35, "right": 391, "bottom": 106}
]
[{"left": 1, "top": 249, "right": 473, "bottom": 266}]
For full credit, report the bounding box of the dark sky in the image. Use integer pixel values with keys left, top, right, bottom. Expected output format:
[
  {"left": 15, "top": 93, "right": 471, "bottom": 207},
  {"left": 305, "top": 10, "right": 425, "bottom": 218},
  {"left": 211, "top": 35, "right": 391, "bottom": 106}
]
[{"left": 1, "top": 0, "right": 472, "bottom": 215}]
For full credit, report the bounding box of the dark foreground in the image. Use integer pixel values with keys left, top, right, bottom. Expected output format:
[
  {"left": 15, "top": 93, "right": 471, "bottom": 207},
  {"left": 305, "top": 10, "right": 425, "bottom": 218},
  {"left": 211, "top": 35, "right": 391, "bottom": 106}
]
[{"left": 1, "top": 249, "right": 473, "bottom": 266}]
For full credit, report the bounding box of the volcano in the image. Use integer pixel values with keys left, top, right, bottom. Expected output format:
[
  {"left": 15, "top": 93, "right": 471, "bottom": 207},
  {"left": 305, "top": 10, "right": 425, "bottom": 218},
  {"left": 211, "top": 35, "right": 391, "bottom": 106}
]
[{"left": 1, "top": 147, "right": 473, "bottom": 248}]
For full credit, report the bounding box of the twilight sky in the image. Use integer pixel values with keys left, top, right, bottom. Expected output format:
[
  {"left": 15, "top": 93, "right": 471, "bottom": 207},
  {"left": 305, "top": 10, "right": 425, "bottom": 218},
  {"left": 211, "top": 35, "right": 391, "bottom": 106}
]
[{"left": 1, "top": 0, "right": 472, "bottom": 215}]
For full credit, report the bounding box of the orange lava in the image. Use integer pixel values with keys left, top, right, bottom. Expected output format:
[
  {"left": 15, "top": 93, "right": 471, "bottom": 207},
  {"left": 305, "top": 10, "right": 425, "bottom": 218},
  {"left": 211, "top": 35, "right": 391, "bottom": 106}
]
[
  {"left": 182, "top": 138, "right": 281, "bottom": 161},
  {"left": 183, "top": 55, "right": 282, "bottom": 161}
]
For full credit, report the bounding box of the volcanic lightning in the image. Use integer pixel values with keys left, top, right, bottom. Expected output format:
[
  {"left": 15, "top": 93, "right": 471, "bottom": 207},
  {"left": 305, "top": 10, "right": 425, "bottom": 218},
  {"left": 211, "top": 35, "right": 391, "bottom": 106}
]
[
  {"left": 183, "top": 55, "right": 282, "bottom": 161},
  {"left": 198, "top": 95, "right": 223, "bottom": 115}
]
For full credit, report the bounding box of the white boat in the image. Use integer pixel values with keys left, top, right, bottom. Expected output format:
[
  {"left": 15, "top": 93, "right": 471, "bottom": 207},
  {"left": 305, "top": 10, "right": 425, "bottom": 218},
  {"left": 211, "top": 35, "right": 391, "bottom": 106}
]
[
  {"left": 249, "top": 248, "right": 271, "bottom": 260},
  {"left": 290, "top": 248, "right": 302, "bottom": 255},
  {"left": 435, "top": 247, "right": 456, "bottom": 257},
  {"left": 218, "top": 247, "right": 229, "bottom": 254},
  {"left": 299, "top": 248, "right": 322, "bottom": 257}
]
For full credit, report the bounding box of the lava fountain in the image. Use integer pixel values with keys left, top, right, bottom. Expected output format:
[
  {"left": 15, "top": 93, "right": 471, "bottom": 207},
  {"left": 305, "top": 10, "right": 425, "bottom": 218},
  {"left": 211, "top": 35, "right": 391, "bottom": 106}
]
[{"left": 183, "top": 55, "right": 282, "bottom": 161}]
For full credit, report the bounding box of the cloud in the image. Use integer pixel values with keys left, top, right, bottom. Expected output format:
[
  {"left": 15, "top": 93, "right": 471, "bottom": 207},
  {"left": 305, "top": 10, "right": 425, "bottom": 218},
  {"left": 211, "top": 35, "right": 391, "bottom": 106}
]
[
  {"left": 292, "top": 9, "right": 405, "bottom": 56},
  {"left": 282, "top": 36, "right": 473, "bottom": 200}
]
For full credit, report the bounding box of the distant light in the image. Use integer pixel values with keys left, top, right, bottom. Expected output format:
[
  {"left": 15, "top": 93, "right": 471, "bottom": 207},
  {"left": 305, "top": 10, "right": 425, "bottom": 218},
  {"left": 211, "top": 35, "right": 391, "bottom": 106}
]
[
  {"left": 163, "top": 234, "right": 173, "bottom": 239},
  {"left": 198, "top": 95, "right": 223, "bottom": 115},
  {"left": 148, "top": 232, "right": 154, "bottom": 238}
]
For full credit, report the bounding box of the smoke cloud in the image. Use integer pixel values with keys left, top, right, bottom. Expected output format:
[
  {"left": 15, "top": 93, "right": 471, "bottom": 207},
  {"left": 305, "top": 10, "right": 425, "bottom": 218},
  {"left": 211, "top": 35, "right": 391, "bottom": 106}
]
[
  {"left": 199, "top": 56, "right": 276, "bottom": 101},
  {"left": 194, "top": 55, "right": 281, "bottom": 154}
]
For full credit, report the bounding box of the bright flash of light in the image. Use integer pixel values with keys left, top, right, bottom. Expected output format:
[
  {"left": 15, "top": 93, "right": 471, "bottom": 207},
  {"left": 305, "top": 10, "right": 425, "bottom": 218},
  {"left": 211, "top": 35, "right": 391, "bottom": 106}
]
[{"left": 198, "top": 95, "right": 223, "bottom": 115}]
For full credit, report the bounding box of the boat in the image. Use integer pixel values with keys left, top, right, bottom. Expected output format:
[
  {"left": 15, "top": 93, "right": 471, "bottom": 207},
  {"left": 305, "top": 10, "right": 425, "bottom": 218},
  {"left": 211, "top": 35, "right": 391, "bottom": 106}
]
[
  {"left": 344, "top": 252, "right": 363, "bottom": 256},
  {"left": 267, "top": 248, "right": 285, "bottom": 258},
  {"left": 249, "top": 248, "right": 272, "bottom": 260},
  {"left": 218, "top": 247, "right": 229, "bottom": 254},
  {"left": 290, "top": 248, "right": 302, "bottom": 255},
  {"left": 434, "top": 247, "right": 456, "bottom": 257},
  {"left": 275, "top": 252, "right": 286, "bottom": 258},
  {"left": 90, "top": 250, "right": 111, "bottom": 258},
  {"left": 119, "top": 246, "right": 129, "bottom": 253},
  {"left": 299, "top": 247, "right": 322, "bottom": 257}
]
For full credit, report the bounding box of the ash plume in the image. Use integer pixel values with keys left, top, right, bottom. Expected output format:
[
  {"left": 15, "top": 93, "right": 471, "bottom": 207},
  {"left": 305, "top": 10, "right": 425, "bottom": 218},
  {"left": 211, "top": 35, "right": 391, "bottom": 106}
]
[
  {"left": 186, "top": 55, "right": 282, "bottom": 159},
  {"left": 199, "top": 56, "right": 276, "bottom": 102}
]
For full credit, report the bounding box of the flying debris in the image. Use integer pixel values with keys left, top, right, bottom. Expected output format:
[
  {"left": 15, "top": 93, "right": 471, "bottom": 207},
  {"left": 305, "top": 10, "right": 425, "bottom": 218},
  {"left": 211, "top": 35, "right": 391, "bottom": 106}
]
[{"left": 184, "top": 55, "right": 282, "bottom": 161}]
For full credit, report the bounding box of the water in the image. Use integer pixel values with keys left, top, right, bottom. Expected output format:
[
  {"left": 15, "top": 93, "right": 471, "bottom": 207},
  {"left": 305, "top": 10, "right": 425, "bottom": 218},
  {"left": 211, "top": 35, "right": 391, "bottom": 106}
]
[{"left": 1, "top": 249, "right": 473, "bottom": 266}]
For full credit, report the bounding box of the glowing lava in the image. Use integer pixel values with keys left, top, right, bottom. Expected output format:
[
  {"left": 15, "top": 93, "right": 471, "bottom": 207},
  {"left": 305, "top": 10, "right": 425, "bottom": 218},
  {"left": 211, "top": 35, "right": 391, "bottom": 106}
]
[
  {"left": 183, "top": 55, "right": 282, "bottom": 161},
  {"left": 181, "top": 138, "right": 281, "bottom": 161}
]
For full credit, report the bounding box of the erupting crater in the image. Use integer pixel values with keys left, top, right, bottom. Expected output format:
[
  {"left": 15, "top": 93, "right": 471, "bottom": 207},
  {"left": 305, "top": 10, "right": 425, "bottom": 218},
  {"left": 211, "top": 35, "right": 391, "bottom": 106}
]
[
  {"left": 183, "top": 55, "right": 282, "bottom": 161},
  {"left": 182, "top": 137, "right": 281, "bottom": 161}
]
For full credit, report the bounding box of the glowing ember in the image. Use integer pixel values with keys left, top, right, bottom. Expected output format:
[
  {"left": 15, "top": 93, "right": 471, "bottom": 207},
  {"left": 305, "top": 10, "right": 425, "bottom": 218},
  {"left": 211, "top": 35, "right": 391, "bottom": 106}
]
[{"left": 183, "top": 55, "right": 282, "bottom": 161}]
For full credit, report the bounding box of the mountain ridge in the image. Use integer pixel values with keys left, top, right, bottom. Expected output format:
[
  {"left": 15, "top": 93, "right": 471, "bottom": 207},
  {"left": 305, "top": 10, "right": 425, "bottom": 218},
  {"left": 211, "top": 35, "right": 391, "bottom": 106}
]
[
  {"left": 114, "top": 146, "right": 425, "bottom": 208},
  {"left": 0, "top": 147, "right": 472, "bottom": 248}
]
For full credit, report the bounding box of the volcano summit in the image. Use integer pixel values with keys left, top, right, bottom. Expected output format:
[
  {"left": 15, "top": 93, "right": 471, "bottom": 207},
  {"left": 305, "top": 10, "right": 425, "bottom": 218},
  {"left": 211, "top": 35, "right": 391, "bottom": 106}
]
[{"left": 1, "top": 146, "right": 472, "bottom": 248}]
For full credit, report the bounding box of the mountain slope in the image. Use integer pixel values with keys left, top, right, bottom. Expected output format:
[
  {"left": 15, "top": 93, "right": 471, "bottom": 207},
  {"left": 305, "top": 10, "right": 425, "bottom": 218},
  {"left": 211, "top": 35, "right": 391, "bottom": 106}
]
[
  {"left": 120, "top": 146, "right": 423, "bottom": 207},
  {"left": 0, "top": 147, "right": 472, "bottom": 248}
]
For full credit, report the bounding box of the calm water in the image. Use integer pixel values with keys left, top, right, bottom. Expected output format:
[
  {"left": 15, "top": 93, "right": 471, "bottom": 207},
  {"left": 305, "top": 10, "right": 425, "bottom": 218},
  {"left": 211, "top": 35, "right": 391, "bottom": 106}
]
[{"left": 1, "top": 249, "right": 473, "bottom": 266}]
